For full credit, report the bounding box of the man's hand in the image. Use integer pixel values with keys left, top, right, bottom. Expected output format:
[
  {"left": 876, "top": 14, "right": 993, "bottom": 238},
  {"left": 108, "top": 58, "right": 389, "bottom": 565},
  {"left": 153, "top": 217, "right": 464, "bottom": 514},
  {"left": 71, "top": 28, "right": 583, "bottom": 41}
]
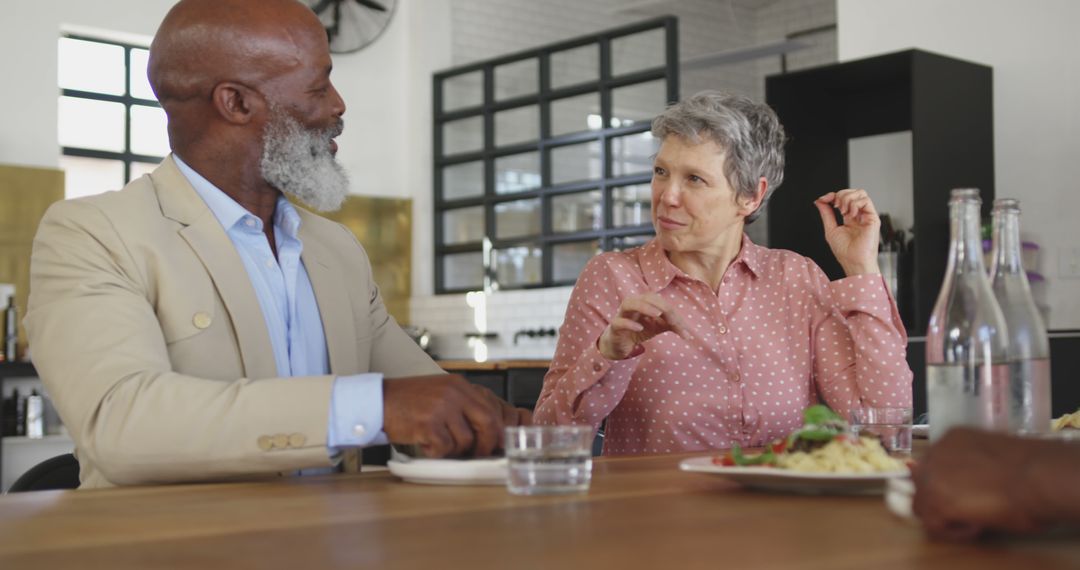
[
  {"left": 912, "top": 428, "right": 1048, "bottom": 540},
  {"left": 382, "top": 374, "right": 531, "bottom": 458},
  {"left": 597, "top": 293, "right": 691, "bottom": 360},
  {"left": 814, "top": 189, "right": 881, "bottom": 276}
]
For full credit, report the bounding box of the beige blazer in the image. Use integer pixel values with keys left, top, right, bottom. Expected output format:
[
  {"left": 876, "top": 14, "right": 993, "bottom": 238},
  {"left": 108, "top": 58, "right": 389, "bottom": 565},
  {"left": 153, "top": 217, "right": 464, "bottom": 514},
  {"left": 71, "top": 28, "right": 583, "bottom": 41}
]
[{"left": 25, "top": 156, "right": 442, "bottom": 489}]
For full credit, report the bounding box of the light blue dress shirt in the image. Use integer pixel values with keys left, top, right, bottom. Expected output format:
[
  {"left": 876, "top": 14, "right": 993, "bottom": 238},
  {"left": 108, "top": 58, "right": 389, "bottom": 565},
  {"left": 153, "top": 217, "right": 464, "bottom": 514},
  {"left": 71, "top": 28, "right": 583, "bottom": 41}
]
[{"left": 173, "top": 156, "right": 386, "bottom": 453}]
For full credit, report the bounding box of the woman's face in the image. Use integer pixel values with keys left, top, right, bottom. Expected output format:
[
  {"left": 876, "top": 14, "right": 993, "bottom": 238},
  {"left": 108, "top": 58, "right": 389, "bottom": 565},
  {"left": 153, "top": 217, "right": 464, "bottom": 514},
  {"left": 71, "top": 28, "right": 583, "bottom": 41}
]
[{"left": 650, "top": 135, "right": 758, "bottom": 256}]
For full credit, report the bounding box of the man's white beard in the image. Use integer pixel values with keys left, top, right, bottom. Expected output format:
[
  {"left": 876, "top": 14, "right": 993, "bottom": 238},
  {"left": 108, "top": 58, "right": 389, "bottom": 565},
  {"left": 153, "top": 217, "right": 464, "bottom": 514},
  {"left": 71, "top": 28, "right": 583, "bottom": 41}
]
[{"left": 260, "top": 109, "right": 349, "bottom": 212}]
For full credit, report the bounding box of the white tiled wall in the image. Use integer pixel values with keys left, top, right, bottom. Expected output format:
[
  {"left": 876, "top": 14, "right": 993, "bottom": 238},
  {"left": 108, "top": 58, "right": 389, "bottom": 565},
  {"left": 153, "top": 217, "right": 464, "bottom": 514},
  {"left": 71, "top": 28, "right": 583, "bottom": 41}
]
[
  {"left": 411, "top": 1, "right": 838, "bottom": 359},
  {"left": 411, "top": 287, "right": 573, "bottom": 360}
]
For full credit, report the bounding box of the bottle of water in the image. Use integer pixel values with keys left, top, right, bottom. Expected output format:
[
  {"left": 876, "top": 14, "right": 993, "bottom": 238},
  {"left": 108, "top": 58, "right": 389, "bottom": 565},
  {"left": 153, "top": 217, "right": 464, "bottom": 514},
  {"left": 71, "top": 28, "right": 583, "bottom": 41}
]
[
  {"left": 989, "top": 198, "right": 1051, "bottom": 434},
  {"left": 926, "top": 188, "right": 1010, "bottom": 441}
]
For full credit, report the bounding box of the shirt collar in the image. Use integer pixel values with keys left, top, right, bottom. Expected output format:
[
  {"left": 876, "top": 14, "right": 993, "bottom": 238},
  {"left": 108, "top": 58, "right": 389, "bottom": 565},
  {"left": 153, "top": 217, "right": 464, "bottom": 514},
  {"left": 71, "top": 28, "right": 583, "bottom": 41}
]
[
  {"left": 641, "top": 233, "right": 763, "bottom": 292},
  {"left": 173, "top": 154, "right": 301, "bottom": 239}
]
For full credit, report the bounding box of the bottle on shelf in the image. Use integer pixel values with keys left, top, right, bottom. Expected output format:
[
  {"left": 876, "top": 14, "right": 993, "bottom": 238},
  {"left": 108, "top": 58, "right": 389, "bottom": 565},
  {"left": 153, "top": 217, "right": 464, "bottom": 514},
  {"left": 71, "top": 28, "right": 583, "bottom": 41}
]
[
  {"left": 3, "top": 294, "right": 17, "bottom": 362},
  {"left": 926, "top": 188, "right": 1011, "bottom": 441},
  {"left": 989, "top": 198, "right": 1052, "bottom": 434},
  {"left": 26, "top": 389, "right": 44, "bottom": 439}
]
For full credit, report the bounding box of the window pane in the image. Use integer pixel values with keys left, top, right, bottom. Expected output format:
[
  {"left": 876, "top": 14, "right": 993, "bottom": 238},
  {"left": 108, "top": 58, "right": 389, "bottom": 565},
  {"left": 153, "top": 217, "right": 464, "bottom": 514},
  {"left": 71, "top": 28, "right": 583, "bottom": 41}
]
[
  {"left": 130, "top": 105, "right": 169, "bottom": 157},
  {"left": 495, "top": 245, "right": 542, "bottom": 288},
  {"left": 442, "top": 206, "right": 485, "bottom": 245},
  {"left": 129, "top": 48, "right": 156, "bottom": 100},
  {"left": 58, "top": 96, "right": 125, "bottom": 152},
  {"left": 443, "top": 71, "right": 483, "bottom": 111},
  {"left": 611, "top": 131, "right": 659, "bottom": 177},
  {"left": 494, "top": 105, "right": 538, "bottom": 147},
  {"left": 442, "top": 161, "right": 484, "bottom": 201},
  {"left": 58, "top": 37, "right": 125, "bottom": 95},
  {"left": 129, "top": 161, "right": 158, "bottom": 181},
  {"left": 494, "top": 58, "right": 538, "bottom": 101},
  {"left": 494, "top": 151, "right": 540, "bottom": 195},
  {"left": 495, "top": 198, "right": 540, "bottom": 239},
  {"left": 551, "top": 141, "right": 602, "bottom": 185},
  {"left": 611, "top": 28, "right": 666, "bottom": 76},
  {"left": 59, "top": 155, "right": 124, "bottom": 199},
  {"left": 551, "top": 92, "right": 601, "bottom": 137},
  {"left": 551, "top": 44, "right": 598, "bottom": 89},
  {"left": 610, "top": 79, "right": 667, "bottom": 128},
  {"left": 442, "top": 252, "right": 484, "bottom": 290},
  {"left": 552, "top": 190, "right": 602, "bottom": 233},
  {"left": 612, "top": 183, "right": 652, "bottom": 227},
  {"left": 553, "top": 240, "right": 599, "bottom": 282},
  {"left": 442, "top": 116, "right": 484, "bottom": 156}
]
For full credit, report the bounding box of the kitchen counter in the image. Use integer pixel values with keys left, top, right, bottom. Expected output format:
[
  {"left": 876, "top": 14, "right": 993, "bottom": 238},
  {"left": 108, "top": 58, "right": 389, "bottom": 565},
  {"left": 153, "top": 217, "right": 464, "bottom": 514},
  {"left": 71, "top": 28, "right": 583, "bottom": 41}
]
[
  {"left": 437, "top": 359, "right": 550, "bottom": 371},
  {"left": 437, "top": 360, "right": 550, "bottom": 409}
]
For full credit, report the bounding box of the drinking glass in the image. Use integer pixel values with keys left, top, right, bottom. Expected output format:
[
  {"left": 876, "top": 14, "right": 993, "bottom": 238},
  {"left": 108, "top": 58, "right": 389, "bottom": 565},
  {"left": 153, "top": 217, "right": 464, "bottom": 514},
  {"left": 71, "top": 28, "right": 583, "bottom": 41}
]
[
  {"left": 504, "top": 425, "right": 593, "bottom": 495},
  {"left": 850, "top": 407, "right": 913, "bottom": 456}
]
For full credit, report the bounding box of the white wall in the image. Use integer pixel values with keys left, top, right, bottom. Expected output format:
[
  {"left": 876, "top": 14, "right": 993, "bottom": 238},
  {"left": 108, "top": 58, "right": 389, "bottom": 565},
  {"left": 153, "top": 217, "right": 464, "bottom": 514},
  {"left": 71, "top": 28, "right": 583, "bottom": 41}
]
[{"left": 837, "top": 0, "right": 1080, "bottom": 329}]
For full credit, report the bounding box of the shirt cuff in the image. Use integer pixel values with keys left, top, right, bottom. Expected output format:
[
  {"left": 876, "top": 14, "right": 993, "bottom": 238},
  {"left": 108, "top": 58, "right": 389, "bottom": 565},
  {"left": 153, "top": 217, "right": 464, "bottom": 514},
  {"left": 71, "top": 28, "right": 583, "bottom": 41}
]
[
  {"left": 327, "top": 373, "right": 387, "bottom": 450},
  {"left": 828, "top": 274, "right": 894, "bottom": 317}
]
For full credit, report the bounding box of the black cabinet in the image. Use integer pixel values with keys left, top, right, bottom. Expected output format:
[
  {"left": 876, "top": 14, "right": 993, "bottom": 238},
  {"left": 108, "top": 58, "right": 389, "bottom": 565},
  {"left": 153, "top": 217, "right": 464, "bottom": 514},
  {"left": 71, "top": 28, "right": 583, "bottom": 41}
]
[{"left": 766, "top": 49, "right": 995, "bottom": 334}]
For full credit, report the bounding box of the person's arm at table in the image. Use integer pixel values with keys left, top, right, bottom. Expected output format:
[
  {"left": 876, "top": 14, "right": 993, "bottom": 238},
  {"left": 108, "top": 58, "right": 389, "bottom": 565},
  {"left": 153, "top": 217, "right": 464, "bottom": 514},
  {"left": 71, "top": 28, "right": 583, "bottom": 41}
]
[
  {"left": 810, "top": 189, "right": 913, "bottom": 419},
  {"left": 27, "top": 200, "right": 521, "bottom": 485},
  {"left": 912, "top": 428, "right": 1080, "bottom": 540},
  {"left": 533, "top": 255, "right": 687, "bottom": 428}
]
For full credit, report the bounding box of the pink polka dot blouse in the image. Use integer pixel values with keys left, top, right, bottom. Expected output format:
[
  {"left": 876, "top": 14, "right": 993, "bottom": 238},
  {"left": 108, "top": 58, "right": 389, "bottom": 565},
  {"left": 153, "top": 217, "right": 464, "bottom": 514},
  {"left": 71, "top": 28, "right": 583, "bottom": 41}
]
[{"left": 534, "top": 235, "right": 913, "bottom": 455}]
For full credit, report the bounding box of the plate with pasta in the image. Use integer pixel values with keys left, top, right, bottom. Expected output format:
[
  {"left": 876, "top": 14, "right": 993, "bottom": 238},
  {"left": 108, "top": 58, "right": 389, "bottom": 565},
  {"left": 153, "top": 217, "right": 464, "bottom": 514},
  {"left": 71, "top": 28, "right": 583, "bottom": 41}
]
[{"left": 679, "top": 405, "right": 909, "bottom": 495}]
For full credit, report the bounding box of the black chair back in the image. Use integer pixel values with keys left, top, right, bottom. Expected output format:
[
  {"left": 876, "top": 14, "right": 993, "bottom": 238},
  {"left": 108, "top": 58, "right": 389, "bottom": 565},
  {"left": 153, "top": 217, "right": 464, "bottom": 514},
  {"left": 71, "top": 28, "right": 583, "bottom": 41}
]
[{"left": 8, "top": 453, "right": 80, "bottom": 492}]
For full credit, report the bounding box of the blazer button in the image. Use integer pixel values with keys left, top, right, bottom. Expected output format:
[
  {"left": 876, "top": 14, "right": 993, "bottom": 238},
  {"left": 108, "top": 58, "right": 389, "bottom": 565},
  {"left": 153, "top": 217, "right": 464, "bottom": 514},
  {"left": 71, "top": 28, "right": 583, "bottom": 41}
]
[
  {"left": 257, "top": 435, "right": 273, "bottom": 451},
  {"left": 288, "top": 433, "right": 307, "bottom": 448},
  {"left": 272, "top": 433, "right": 289, "bottom": 449},
  {"left": 193, "top": 312, "right": 212, "bottom": 329}
]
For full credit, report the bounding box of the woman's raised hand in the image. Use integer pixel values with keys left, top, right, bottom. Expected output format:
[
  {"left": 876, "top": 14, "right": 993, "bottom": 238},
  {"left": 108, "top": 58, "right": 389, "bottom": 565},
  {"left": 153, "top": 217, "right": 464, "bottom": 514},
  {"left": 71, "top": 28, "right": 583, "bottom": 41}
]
[
  {"left": 597, "top": 293, "right": 691, "bottom": 360},
  {"left": 814, "top": 188, "right": 882, "bottom": 276}
]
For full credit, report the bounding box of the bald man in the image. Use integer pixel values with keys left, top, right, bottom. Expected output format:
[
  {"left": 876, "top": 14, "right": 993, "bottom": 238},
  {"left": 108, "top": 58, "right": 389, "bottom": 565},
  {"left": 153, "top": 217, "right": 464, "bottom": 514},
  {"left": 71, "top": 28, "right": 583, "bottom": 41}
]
[{"left": 25, "top": 0, "right": 529, "bottom": 489}]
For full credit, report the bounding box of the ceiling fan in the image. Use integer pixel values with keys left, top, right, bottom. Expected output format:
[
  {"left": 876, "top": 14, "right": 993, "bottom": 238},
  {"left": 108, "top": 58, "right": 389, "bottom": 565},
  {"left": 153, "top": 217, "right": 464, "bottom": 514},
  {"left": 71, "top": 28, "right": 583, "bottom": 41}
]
[{"left": 304, "top": 0, "right": 398, "bottom": 54}]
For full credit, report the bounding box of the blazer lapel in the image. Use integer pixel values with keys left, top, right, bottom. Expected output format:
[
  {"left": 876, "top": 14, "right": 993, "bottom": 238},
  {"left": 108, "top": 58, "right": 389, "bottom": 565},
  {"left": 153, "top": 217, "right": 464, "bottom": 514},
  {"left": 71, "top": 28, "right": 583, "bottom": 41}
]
[
  {"left": 298, "top": 215, "right": 359, "bottom": 375},
  {"left": 152, "top": 156, "right": 278, "bottom": 380}
]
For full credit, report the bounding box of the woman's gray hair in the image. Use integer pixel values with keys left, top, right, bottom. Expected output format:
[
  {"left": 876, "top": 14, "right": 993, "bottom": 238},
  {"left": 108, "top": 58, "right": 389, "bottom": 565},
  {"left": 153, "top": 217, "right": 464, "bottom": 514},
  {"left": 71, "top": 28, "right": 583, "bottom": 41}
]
[{"left": 651, "top": 90, "right": 786, "bottom": 224}]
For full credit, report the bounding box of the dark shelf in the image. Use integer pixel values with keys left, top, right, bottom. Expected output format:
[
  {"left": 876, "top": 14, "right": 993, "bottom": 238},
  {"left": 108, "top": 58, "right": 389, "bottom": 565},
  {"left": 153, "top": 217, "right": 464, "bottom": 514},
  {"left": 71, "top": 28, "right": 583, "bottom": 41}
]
[{"left": 766, "top": 49, "right": 995, "bottom": 335}]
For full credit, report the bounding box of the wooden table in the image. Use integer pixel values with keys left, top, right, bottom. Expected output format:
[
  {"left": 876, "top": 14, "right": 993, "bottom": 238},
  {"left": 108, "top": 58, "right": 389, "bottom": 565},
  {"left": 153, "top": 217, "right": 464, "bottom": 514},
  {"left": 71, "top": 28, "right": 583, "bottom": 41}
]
[{"left": 1, "top": 454, "right": 1077, "bottom": 569}]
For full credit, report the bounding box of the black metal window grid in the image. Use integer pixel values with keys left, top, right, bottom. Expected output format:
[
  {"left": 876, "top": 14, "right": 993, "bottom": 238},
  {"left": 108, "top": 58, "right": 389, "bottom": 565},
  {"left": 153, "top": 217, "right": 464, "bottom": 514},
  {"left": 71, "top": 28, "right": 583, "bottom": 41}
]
[
  {"left": 433, "top": 17, "right": 678, "bottom": 294},
  {"left": 59, "top": 34, "right": 165, "bottom": 187}
]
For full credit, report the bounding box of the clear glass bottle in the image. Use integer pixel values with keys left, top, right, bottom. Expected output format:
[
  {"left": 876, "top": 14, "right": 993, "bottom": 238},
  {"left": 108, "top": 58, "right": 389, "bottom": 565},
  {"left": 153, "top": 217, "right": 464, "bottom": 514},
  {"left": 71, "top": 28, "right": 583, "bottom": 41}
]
[
  {"left": 989, "top": 198, "right": 1051, "bottom": 433},
  {"left": 926, "top": 188, "right": 1011, "bottom": 441}
]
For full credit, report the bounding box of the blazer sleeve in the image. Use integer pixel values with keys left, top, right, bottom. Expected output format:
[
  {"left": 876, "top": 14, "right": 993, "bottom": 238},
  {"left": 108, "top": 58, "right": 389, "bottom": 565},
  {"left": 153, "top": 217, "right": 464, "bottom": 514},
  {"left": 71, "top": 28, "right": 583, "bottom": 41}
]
[
  {"left": 25, "top": 199, "right": 339, "bottom": 487},
  {"left": 333, "top": 224, "right": 445, "bottom": 379}
]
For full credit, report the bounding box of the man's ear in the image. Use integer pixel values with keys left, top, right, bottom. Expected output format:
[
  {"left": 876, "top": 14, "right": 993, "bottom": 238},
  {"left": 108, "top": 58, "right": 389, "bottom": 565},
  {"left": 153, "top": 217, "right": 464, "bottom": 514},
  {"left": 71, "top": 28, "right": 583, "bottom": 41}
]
[
  {"left": 211, "top": 81, "right": 262, "bottom": 125},
  {"left": 738, "top": 177, "right": 768, "bottom": 215}
]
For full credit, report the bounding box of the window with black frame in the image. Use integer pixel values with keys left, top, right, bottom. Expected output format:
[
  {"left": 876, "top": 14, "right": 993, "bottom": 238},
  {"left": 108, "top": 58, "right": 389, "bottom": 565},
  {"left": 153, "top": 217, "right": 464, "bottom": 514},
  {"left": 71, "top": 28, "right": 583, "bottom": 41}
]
[
  {"left": 58, "top": 34, "right": 168, "bottom": 199},
  {"left": 433, "top": 17, "right": 678, "bottom": 293}
]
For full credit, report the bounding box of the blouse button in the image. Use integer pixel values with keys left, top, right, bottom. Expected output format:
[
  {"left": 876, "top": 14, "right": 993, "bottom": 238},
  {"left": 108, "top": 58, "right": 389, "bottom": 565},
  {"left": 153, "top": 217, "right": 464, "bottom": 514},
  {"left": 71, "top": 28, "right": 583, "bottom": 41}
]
[
  {"left": 593, "top": 362, "right": 604, "bottom": 372},
  {"left": 730, "top": 372, "right": 741, "bottom": 383},
  {"left": 718, "top": 324, "right": 728, "bottom": 335}
]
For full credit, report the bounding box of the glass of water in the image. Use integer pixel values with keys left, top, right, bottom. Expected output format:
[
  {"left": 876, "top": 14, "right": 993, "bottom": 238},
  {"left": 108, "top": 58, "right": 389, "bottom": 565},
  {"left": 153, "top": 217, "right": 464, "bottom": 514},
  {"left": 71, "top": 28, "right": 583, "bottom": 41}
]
[
  {"left": 850, "top": 406, "right": 913, "bottom": 456},
  {"left": 504, "top": 425, "right": 593, "bottom": 495}
]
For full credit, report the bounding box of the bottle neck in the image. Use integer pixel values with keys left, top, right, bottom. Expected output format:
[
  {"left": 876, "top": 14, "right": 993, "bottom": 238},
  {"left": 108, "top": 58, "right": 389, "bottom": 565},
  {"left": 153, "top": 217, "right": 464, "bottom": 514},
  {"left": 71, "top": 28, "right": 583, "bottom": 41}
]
[
  {"left": 948, "top": 199, "right": 985, "bottom": 274},
  {"left": 991, "top": 209, "right": 1024, "bottom": 275}
]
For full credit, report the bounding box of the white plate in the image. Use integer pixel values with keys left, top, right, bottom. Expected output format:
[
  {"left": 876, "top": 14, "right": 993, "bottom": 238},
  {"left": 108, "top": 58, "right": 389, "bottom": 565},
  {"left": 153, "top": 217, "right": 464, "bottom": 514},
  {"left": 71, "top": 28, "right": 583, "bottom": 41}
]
[
  {"left": 387, "top": 457, "right": 507, "bottom": 486},
  {"left": 678, "top": 456, "right": 908, "bottom": 495},
  {"left": 884, "top": 476, "right": 916, "bottom": 521}
]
